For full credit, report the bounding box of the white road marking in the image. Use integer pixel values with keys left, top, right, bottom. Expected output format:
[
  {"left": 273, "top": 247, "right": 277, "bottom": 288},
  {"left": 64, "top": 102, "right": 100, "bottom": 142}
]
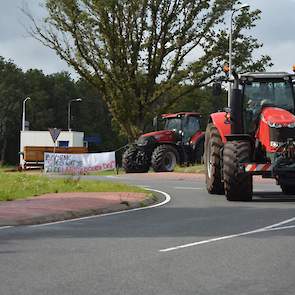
[
  {"left": 29, "top": 188, "right": 171, "bottom": 228},
  {"left": 159, "top": 216, "right": 295, "bottom": 252},
  {"left": 0, "top": 226, "right": 13, "bottom": 231},
  {"left": 254, "top": 189, "right": 281, "bottom": 192},
  {"left": 173, "top": 187, "right": 203, "bottom": 190},
  {"left": 266, "top": 225, "right": 295, "bottom": 232}
]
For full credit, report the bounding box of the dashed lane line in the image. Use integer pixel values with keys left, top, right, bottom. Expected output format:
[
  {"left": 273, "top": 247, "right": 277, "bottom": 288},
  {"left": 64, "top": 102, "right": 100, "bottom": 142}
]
[{"left": 173, "top": 187, "right": 203, "bottom": 190}]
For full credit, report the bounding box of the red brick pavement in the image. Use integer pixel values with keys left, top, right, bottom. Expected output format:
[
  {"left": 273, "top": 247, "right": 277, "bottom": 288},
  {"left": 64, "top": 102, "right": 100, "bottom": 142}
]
[{"left": 0, "top": 192, "right": 148, "bottom": 226}]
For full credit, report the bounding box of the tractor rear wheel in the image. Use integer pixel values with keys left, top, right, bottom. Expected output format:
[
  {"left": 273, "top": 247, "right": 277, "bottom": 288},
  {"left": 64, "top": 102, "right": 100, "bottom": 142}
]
[
  {"left": 122, "top": 146, "right": 150, "bottom": 173},
  {"left": 204, "top": 123, "right": 224, "bottom": 194},
  {"left": 280, "top": 184, "right": 295, "bottom": 195},
  {"left": 223, "top": 141, "right": 253, "bottom": 201},
  {"left": 151, "top": 145, "right": 178, "bottom": 172}
]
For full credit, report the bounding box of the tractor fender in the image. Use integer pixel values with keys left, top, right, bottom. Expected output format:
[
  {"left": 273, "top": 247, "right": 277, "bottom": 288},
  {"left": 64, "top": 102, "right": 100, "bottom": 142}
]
[{"left": 208, "top": 112, "right": 231, "bottom": 143}]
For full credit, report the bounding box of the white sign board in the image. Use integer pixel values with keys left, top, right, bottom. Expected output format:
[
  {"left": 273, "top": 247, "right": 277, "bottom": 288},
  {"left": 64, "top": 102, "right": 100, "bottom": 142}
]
[{"left": 44, "top": 152, "right": 116, "bottom": 174}]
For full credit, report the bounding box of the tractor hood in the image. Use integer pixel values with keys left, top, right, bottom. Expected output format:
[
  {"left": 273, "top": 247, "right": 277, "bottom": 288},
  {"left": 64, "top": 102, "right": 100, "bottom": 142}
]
[
  {"left": 257, "top": 107, "right": 295, "bottom": 153},
  {"left": 261, "top": 107, "right": 295, "bottom": 128},
  {"left": 142, "top": 130, "right": 176, "bottom": 141},
  {"left": 137, "top": 130, "right": 176, "bottom": 145}
]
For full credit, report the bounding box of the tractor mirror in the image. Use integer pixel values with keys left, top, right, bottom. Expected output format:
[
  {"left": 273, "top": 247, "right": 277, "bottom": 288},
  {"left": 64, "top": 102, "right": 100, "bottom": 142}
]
[
  {"left": 153, "top": 116, "right": 158, "bottom": 131},
  {"left": 212, "top": 82, "right": 222, "bottom": 96}
]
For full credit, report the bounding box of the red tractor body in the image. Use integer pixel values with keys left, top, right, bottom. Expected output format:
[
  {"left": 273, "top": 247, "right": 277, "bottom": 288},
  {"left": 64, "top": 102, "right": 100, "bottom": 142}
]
[
  {"left": 123, "top": 112, "right": 205, "bottom": 173},
  {"left": 257, "top": 107, "right": 295, "bottom": 153},
  {"left": 139, "top": 130, "right": 176, "bottom": 143},
  {"left": 205, "top": 71, "right": 295, "bottom": 200}
]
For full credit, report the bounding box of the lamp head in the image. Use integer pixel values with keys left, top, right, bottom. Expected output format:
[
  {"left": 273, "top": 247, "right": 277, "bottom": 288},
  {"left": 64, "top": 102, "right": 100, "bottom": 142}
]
[
  {"left": 240, "top": 4, "right": 250, "bottom": 9},
  {"left": 234, "top": 4, "right": 250, "bottom": 12}
]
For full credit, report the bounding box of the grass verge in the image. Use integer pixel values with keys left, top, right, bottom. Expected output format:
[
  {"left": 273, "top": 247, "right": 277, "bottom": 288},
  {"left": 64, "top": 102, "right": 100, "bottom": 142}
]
[
  {"left": 87, "top": 168, "right": 124, "bottom": 176},
  {"left": 174, "top": 164, "right": 205, "bottom": 174},
  {"left": 0, "top": 171, "right": 146, "bottom": 202}
]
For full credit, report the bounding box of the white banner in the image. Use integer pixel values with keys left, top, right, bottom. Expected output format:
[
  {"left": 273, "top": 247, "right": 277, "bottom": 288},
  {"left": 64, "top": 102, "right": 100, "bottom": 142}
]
[{"left": 44, "top": 152, "right": 116, "bottom": 174}]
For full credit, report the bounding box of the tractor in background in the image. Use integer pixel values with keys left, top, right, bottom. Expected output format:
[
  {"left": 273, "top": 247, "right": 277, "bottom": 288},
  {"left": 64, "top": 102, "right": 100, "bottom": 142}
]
[
  {"left": 123, "top": 112, "right": 205, "bottom": 173},
  {"left": 205, "top": 70, "right": 295, "bottom": 201}
]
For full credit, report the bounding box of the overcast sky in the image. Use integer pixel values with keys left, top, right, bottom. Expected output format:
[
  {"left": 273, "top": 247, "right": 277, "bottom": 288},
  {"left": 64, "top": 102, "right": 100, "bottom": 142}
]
[{"left": 1, "top": 0, "right": 295, "bottom": 78}]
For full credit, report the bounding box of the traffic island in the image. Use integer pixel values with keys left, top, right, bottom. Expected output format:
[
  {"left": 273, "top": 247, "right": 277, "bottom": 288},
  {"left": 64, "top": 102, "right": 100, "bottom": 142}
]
[{"left": 0, "top": 191, "right": 157, "bottom": 226}]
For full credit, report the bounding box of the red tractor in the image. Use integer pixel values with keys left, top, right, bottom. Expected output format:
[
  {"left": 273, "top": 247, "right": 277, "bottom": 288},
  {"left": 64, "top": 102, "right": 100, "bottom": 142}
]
[
  {"left": 123, "top": 112, "right": 205, "bottom": 173},
  {"left": 205, "top": 71, "right": 295, "bottom": 201}
]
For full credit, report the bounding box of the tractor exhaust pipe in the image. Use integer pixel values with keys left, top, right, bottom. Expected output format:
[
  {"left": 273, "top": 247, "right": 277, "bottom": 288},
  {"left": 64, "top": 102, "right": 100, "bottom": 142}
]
[{"left": 230, "top": 70, "right": 243, "bottom": 134}]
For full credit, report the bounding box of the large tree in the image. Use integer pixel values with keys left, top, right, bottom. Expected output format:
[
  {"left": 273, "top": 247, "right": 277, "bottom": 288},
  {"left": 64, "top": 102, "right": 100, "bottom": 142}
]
[{"left": 28, "top": 0, "right": 272, "bottom": 140}]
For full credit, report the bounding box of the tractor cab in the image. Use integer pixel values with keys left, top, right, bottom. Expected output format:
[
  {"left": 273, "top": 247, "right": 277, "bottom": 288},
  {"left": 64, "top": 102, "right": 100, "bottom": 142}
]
[
  {"left": 156, "top": 112, "right": 202, "bottom": 144},
  {"left": 240, "top": 73, "right": 295, "bottom": 133}
]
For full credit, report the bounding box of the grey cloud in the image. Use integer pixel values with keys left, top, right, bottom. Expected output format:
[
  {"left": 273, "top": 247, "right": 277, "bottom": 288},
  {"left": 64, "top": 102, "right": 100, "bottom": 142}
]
[{"left": 248, "top": 0, "right": 295, "bottom": 43}]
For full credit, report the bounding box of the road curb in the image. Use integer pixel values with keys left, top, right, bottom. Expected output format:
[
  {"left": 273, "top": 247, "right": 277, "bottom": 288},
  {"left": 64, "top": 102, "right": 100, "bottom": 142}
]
[{"left": 0, "top": 192, "right": 163, "bottom": 227}]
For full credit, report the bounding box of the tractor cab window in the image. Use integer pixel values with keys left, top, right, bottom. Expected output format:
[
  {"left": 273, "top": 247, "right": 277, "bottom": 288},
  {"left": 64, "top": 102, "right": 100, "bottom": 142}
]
[
  {"left": 243, "top": 81, "right": 295, "bottom": 132},
  {"left": 164, "top": 118, "right": 181, "bottom": 131},
  {"left": 183, "top": 116, "right": 200, "bottom": 143}
]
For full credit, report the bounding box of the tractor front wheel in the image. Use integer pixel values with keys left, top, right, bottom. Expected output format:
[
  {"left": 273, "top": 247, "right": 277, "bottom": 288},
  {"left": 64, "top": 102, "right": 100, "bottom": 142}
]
[
  {"left": 122, "top": 146, "right": 150, "bottom": 173},
  {"left": 151, "top": 145, "right": 178, "bottom": 172},
  {"left": 204, "top": 123, "right": 224, "bottom": 194},
  {"left": 223, "top": 141, "right": 253, "bottom": 201}
]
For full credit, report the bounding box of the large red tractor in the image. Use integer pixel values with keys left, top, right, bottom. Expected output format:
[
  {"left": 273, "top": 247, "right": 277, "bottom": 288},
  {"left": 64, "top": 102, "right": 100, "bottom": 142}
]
[
  {"left": 205, "top": 71, "right": 295, "bottom": 201},
  {"left": 123, "top": 112, "right": 204, "bottom": 173}
]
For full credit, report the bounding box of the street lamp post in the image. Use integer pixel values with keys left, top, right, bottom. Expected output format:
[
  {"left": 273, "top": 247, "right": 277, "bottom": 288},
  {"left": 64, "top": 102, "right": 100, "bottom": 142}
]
[
  {"left": 22, "top": 97, "right": 31, "bottom": 131},
  {"left": 20, "top": 97, "right": 31, "bottom": 168},
  {"left": 68, "top": 98, "right": 82, "bottom": 131},
  {"left": 228, "top": 4, "right": 250, "bottom": 106}
]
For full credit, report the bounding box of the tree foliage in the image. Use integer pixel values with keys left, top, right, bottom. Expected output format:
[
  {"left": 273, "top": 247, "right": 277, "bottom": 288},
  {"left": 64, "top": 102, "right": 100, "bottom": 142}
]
[
  {"left": 0, "top": 56, "right": 123, "bottom": 165},
  {"left": 27, "top": 0, "right": 272, "bottom": 140},
  {"left": 0, "top": 58, "right": 24, "bottom": 164}
]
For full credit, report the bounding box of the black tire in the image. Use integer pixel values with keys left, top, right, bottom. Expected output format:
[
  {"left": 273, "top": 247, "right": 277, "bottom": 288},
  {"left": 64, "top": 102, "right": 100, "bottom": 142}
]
[
  {"left": 280, "top": 184, "right": 295, "bottom": 195},
  {"left": 122, "top": 146, "right": 150, "bottom": 173},
  {"left": 195, "top": 139, "right": 204, "bottom": 164},
  {"left": 151, "top": 145, "right": 178, "bottom": 172},
  {"left": 204, "top": 123, "right": 224, "bottom": 194},
  {"left": 223, "top": 141, "right": 253, "bottom": 201}
]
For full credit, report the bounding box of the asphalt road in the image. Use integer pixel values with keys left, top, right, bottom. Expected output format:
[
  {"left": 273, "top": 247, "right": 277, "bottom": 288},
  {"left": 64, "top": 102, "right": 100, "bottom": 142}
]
[{"left": 1, "top": 174, "right": 295, "bottom": 295}]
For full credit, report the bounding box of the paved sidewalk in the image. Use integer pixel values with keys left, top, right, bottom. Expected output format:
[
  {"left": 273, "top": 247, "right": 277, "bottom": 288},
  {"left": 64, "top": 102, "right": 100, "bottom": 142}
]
[{"left": 0, "top": 192, "right": 151, "bottom": 226}]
